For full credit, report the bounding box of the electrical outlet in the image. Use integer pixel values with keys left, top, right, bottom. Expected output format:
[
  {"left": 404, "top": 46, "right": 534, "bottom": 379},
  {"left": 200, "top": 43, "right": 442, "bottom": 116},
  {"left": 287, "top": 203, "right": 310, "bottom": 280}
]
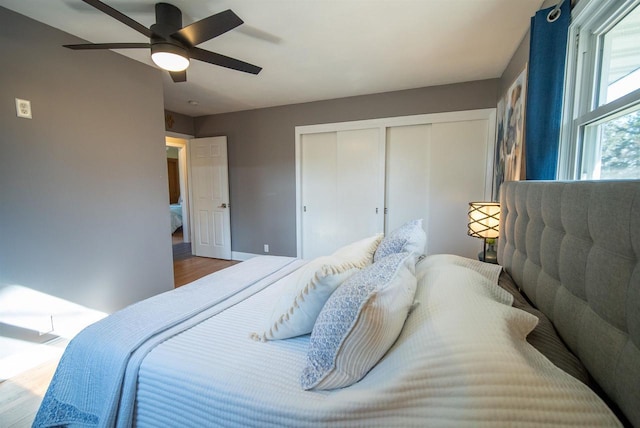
[
  {"left": 264, "top": 244, "right": 269, "bottom": 253},
  {"left": 15, "top": 98, "right": 32, "bottom": 119}
]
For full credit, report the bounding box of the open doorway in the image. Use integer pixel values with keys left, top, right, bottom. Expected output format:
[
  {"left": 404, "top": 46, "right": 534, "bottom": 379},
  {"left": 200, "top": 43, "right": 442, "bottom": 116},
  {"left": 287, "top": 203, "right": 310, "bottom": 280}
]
[{"left": 165, "top": 136, "right": 190, "bottom": 247}]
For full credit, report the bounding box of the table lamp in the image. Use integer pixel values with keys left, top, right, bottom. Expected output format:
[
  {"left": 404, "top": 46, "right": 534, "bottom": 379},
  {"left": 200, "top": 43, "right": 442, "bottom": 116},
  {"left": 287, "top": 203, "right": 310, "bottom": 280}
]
[{"left": 467, "top": 202, "right": 500, "bottom": 263}]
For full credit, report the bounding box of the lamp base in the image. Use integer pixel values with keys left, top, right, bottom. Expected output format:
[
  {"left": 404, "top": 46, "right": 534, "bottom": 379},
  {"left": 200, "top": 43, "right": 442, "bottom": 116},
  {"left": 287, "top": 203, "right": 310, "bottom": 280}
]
[
  {"left": 478, "top": 250, "right": 497, "bottom": 264},
  {"left": 477, "top": 238, "right": 498, "bottom": 264}
]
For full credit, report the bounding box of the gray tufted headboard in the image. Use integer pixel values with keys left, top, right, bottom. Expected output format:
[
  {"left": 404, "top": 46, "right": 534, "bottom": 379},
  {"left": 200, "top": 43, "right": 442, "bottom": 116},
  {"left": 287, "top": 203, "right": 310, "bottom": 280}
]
[{"left": 498, "top": 180, "right": 640, "bottom": 427}]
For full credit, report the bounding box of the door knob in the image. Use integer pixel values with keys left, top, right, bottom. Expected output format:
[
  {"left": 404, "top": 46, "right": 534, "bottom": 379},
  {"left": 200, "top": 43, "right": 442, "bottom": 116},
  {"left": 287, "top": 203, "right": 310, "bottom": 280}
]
[{"left": 219, "top": 203, "right": 228, "bottom": 208}]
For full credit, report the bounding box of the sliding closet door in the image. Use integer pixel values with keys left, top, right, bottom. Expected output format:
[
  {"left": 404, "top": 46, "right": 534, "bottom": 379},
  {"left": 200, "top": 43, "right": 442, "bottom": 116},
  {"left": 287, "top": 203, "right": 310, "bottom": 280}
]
[
  {"left": 301, "top": 132, "right": 338, "bottom": 259},
  {"left": 385, "top": 124, "right": 431, "bottom": 235},
  {"left": 386, "top": 120, "right": 491, "bottom": 258},
  {"left": 300, "top": 128, "right": 384, "bottom": 259},
  {"left": 297, "top": 109, "right": 495, "bottom": 260},
  {"left": 428, "top": 120, "right": 490, "bottom": 258},
  {"left": 336, "top": 129, "right": 384, "bottom": 244}
]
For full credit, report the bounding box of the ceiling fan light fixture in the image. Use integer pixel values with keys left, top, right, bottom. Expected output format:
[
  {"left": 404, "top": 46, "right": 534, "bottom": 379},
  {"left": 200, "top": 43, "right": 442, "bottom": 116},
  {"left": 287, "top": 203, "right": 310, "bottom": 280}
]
[{"left": 151, "top": 43, "right": 189, "bottom": 72}]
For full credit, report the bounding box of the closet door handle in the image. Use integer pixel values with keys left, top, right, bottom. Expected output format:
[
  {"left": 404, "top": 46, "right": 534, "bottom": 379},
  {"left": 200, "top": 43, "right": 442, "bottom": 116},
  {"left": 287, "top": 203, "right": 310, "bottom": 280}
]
[{"left": 219, "top": 203, "right": 228, "bottom": 208}]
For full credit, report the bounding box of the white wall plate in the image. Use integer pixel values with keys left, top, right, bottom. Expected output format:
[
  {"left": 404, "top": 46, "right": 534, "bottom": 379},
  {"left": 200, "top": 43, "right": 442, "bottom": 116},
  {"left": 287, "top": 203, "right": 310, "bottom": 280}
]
[{"left": 15, "top": 98, "right": 32, "bottom": 119}]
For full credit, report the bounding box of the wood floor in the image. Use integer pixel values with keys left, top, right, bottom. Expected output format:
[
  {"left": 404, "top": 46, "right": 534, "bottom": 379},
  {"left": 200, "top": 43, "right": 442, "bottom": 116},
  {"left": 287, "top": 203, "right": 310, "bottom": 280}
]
[
  {"left": 0, "top": 240, "right": 239, "bottom": 427},
  {"left": 173, "top": 229, "right": 238, "bottom": 287},
  {"left": 174, "top": 256, "right": 238, "bottom": 287},
  {"left": 0, "top": 360, "right": 58, "bottom": 427}
]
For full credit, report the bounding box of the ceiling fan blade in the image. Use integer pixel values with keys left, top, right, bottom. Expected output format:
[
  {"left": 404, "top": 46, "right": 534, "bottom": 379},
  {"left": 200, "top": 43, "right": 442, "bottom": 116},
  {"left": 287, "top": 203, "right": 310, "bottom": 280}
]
[
  {"left": 64, "top": 42, "right": 150, "bottom": 50},
  {"left": 170, "top": 70, "right": 187, "bottom": 83},
  {"left": 81, "top": 0, "right": 153, "bottom": 39},
  {"left": 174, "top": 9, "right": 243, "bottom": 46},
  {"left": 190, "top": 47, "right": 262, "bottom": 75}
]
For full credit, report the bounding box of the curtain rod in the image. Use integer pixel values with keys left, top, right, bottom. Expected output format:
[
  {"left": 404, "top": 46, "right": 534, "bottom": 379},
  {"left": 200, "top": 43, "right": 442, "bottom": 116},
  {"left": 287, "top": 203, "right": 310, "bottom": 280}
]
[{"left": 547, "top": 0, "right": 566, "bottom": 22}]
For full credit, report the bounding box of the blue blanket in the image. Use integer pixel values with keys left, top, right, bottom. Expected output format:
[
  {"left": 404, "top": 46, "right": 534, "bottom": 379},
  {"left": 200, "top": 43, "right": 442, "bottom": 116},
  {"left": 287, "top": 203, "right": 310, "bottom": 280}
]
[{"left": 33, "top": 256, "right": 303, "bottom": 428}]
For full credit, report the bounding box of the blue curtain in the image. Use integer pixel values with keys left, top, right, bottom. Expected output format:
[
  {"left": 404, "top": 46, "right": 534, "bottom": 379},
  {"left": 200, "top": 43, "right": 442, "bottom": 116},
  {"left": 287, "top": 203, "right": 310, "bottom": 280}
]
[{"left": 525, "top": 1, "right": 570, "bottom": 180}]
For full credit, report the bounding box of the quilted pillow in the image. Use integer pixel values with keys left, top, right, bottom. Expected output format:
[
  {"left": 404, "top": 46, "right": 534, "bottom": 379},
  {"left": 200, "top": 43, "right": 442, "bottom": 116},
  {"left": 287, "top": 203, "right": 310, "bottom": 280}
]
[
  {"left": 300, "top": 251, "right": 417, "bottom": 390},
  {"left": 374, "top": 219, "right": 426, "bottom": 262},
  {"left": 251, "top": 234, "right": 383, "bottom": 341}
]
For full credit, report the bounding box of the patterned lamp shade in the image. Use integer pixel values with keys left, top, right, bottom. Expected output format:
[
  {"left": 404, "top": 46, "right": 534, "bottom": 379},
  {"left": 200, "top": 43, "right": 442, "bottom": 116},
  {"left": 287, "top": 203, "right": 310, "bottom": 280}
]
[{"left": 467, "top": 202, "right": 501, "bottom": 239}]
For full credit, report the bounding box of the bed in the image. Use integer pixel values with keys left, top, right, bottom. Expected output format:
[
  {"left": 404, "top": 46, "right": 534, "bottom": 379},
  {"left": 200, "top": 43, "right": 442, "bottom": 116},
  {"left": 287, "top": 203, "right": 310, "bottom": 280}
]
[
  {"left": 170, "top": 203, "right": 182, "bottom": 234},
  {"left": 34, "top": 180, "right": 639, "bottom": 427}
]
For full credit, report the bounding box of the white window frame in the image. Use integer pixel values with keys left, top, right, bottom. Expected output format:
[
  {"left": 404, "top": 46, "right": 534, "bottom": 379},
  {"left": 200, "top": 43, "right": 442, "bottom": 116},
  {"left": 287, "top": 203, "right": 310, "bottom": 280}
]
[{"left": 558, "top": 0, "right": 640, "bottom": 179}]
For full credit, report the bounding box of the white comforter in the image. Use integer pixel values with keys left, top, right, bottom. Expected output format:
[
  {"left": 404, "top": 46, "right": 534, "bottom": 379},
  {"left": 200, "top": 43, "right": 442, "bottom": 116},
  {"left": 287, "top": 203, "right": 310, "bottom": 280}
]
[{"left": 133, "top": 255, "right": 620, "bottom": 427}]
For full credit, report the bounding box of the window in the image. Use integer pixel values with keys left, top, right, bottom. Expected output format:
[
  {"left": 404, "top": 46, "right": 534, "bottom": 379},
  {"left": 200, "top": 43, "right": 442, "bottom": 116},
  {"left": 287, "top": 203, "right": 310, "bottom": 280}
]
[{"left": 558, "top": 0, "right": 640, "bottom": 180}]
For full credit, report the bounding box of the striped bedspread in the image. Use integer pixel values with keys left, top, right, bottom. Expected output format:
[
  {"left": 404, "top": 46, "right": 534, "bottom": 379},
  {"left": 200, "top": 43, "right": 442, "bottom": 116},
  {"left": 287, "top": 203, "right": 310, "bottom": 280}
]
[
  {"left": 32, "top": 256, "right": 305, "bottom": 428},
  {"left": 133, "top": 255, "right": 620, "bottom": 427}
]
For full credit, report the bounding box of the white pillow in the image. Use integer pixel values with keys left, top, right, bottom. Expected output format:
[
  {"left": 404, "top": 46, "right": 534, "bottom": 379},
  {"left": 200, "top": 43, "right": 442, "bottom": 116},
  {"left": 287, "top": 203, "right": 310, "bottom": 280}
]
[
  {"left": 374, "top": 219, "right": 426, "bottom": 262},
  {"left": 300, "top": 252, "right": 417, "bottom": 390},
  {"left": 251, "top": 234, "right": 383, "bottom": 341}
]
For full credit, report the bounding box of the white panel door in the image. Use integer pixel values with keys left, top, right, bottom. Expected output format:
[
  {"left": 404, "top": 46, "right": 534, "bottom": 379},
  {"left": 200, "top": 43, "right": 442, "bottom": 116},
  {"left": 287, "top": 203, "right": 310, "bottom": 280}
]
[
  {"left": 189, "top": 136, "right": 231, "bottom": 259},
  {"left": 385, "top": 124, "right": 431, "bottom": 240},
  {"left": 300, "top": 129, "right": 384, "bottom": 259}
]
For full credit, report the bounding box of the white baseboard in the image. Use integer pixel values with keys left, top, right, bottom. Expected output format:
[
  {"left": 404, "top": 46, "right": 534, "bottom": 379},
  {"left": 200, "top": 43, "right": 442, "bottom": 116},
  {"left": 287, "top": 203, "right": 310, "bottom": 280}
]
[{"left": 231, "top": 251, "right": 261, "bottom": 261}]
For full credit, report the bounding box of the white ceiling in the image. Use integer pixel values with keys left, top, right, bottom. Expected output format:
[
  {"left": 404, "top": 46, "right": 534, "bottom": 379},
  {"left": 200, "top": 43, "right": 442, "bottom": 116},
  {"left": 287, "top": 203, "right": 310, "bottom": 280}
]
[{"left": 0, "top": 0, "right": 545, "bottom": 116}]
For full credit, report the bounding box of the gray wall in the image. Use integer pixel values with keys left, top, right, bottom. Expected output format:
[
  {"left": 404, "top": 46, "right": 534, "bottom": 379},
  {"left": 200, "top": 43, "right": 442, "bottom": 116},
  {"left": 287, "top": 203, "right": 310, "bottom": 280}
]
[
  {"left": 0, "top": 7, "right": 173, "bottom": 313},
  {"left": 165, "top": 109, "right": 195, "bottom": 136},
  {"left": 195, "top": 80, "right": 499, "bottom": 257},
  {"left": 500, "top": 31, "right": 531, "bottom": 97},
  {"left": 499, "top": 0, "right": 559, "bottom": 97}
]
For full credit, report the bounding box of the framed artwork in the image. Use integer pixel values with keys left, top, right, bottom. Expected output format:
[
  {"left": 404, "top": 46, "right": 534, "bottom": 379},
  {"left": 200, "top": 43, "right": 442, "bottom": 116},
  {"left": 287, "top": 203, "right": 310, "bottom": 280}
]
[{"left": 493, "top": 66, "right": 527, "bottom": 200}]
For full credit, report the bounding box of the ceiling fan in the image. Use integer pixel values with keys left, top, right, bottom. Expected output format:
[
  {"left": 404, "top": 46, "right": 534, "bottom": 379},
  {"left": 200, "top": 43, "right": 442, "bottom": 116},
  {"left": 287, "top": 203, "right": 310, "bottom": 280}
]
[{"left": 64, "top": 0, "right": 262, "bottom": 82}]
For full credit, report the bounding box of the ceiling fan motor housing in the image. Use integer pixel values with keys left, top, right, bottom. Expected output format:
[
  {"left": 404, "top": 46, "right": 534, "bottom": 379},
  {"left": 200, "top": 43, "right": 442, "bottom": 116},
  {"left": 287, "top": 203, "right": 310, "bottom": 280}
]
[
  {"left": 154, "top": 3, "right": 181, "bottom": 34},
  {"left": 151, "top": 2, "right": 184, "bottom": 47}
]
